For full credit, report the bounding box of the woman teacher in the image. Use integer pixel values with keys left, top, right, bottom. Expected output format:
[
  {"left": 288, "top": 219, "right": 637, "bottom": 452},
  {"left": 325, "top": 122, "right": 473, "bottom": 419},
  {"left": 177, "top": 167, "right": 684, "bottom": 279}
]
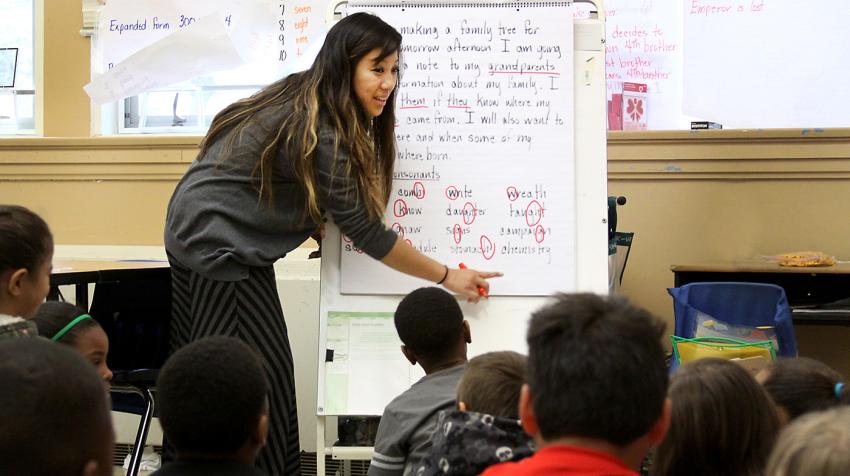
[{"left": 164, "top": 13, "right": 500, "bottom": 475}]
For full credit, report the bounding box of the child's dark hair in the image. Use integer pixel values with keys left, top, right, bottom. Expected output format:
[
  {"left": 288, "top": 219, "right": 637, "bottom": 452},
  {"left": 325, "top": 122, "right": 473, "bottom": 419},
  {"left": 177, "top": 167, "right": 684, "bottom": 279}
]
[
  {"left": 0, "top": 205, "right": 53, "bottom": 273},
  {"left": 760, "top": 357, "right": 850, "bottom": 421},
  {"left": 34, "top": 301, "right": 100, "bottom": 344},
  {"left": 157, "top": 336, "right": 268, "bottom": 455},
  {"left": 457, "top": 351, "right": 527, "bottom": 419},
  {"left": 526, "top": 293, "right": 668, "bottom": 445},
  {"left": 0, "top": 338, "right": 112, "bottom": 475},
  {"left": 394, "top": 287, "right": 464, "bottom": 363},
  {"left": 654, "top": 358, "right": 779, "bottom": 476}
]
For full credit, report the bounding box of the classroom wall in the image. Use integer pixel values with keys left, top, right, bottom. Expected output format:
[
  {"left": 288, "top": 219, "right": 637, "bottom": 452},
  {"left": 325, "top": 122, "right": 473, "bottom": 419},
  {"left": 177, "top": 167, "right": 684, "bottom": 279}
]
[
  {"left": 5, "top": 0, "right": 850, "bottom": 372},
  {"left": 42, "top": 0, "right": 90, "bottom": 137},
  {"left": 6, "top": 131, "right": 850, "bottom": 328}
]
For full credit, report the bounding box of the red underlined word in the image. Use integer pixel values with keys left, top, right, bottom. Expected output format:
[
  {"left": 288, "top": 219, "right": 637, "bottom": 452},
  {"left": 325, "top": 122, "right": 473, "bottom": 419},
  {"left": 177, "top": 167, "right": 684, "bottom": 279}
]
[
  {"left": 400, "top": 105, "right": 430, "bottom": 109},
  {"left": 488, "top": 71, "right": 560, "bottom": 76},
  {"left": 447, "top": 105, "right": 470, "bottom": 109}
]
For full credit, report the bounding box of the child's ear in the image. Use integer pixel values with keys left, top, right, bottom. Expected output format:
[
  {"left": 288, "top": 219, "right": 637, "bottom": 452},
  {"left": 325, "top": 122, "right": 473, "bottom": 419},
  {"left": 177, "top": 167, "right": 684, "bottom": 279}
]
[
  {"left": 80, "top": 460, "right": 100, "bottom": 476},
  {"left": 519, "top": 384, "right": 539, "bottom": 435},
  {"left": 4, "top": 268, "right": 28, "bottom": 297},
  {"left": 458, "top": 401, "right": 467, "bottom": 412},
  {"left": 255, "top": 413, "right": 269, "bottom": 449},
  {"left": 400, "top": 345, "right": 417, "bottom": 366}
]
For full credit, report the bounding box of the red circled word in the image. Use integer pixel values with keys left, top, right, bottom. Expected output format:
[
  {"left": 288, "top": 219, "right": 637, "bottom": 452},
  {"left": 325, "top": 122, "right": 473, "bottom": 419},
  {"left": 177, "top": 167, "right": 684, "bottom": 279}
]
[
  {"left": 445, "top": 186, "right": 460, "bottom": 200},
  {"left": 480, "top": 235, "right": 496, "bottom": 260},
  {"left": 412, "top": 181, "right": 426, "bottom": 199},
  {"left": 453, "top": 224, "right": 463, "bottom": 244},
  {"left": 535, "top": 225, "right": 546, "bottom": 243},
  {"left": 393, "top": 199, "right": 408, "bottom": 217},
  {"left": 525, "top": 200, "right": 544, "bottom": 227},
  {"left": 462, "top": 202, "right": 477, "bottom": 225}
]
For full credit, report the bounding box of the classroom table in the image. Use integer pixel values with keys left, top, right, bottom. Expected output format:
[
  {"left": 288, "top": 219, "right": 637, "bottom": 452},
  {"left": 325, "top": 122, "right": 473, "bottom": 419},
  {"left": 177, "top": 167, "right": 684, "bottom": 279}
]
[
  {"left": 671, "top": 260, "right": 850, "bottom": 324},
  {"left": 49, "top": 259, "right": 171, "bottom": 310}
]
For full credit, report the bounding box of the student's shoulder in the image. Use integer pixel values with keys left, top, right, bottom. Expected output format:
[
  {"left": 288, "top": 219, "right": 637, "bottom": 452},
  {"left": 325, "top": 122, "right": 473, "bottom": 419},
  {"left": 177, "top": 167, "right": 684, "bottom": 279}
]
[{"left": 0, "top": 316, "right": 38, "bottom": 340}]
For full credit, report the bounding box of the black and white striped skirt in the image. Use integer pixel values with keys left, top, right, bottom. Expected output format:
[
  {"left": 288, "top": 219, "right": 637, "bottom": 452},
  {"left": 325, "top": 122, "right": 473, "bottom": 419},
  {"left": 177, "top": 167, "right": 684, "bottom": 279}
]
[{"left": 168, "top": 256, "right": 301, "bottom": 476}]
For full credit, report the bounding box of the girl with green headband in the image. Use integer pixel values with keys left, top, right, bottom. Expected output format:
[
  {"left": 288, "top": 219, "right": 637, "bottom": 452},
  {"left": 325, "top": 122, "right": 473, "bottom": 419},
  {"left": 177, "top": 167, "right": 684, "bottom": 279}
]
[{"left": 34, "top": 301, "right": 113, "bottom": 383}]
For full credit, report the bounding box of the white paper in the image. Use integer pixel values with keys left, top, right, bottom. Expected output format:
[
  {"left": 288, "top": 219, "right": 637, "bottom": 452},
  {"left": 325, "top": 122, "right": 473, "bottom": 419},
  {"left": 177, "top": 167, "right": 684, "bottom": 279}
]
[
  {"left": 324, "top": 312, "right": 423, "bottom": 415},
  {"left": 341, "top": 5, "right": 576, "bottom": 296},
  {"left": 95, "top": 0, "right": 179, "bottom": 72},
  {"left": 85, "top": 13, "right": 243, "bottom": 105},
  {"left": 90, "top": 0, "right": 330, "bottom": 101}
]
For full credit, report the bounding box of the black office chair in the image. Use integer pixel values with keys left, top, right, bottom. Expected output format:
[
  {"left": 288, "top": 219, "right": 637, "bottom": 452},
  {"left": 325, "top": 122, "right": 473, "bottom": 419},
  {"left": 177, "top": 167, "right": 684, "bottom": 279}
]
[{"left": 89, "top": 277, "right": 171, "bottom": 476}]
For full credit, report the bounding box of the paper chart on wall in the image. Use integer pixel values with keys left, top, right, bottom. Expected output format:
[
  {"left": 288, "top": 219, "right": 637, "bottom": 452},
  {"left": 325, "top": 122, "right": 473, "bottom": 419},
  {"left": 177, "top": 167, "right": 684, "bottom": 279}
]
[
  {"left": 87, "top": 0, "right": 327, "bottom": 103},
  {"left": 323, "top": 312, "right": 424, "bottom": 415},
  {"left": 341, "top": 3, "right": 576, "bottom": 296}
]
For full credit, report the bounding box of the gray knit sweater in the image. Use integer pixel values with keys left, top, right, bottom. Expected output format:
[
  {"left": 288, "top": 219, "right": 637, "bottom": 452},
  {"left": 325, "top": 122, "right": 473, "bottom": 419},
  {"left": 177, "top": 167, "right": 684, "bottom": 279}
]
[{"left": 165, "top": 103, "right": 397, "bottom": 280}]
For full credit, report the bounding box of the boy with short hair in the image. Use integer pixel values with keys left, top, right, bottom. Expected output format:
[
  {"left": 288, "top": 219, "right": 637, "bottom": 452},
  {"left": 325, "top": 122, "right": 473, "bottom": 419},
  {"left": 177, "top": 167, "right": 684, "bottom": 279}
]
[
  {"left": 368, "top": 287, "right": 471, "bottom": 476},
  {"left": 0, "top": 338, "right": 115, "bottom": 476},
  {"left": 482, "top": 293, "right": 671, "bottom": 476},
  {"left": 456, "top": 350, "right": 527, "bottom": 418},
  {"left": 414, "top": 351, "right": 535, "bottom": 476},
  {"left": 152, "top": 336, "right": 270, "bottom": 476}
]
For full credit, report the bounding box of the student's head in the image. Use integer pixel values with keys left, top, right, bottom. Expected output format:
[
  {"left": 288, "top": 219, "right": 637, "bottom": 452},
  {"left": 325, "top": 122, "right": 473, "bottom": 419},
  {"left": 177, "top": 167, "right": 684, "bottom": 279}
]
[
  {"left": 200, "top": 13, "right": 401, "bottom": 226},
  {"left": 757, "top": 357, "right": 849, "bottom": 425},
  {"left": 521, "top": 293, "right": 669, "bottom": 456},
  {"left": 654, "top": 358, "right": 780, "bottom": 476},
  {"left": 766, "top": 406, "right": 850, "bottom": 476},
  {"left": 394, "top": 287, "right": 470, "bottom": 372},
  {"left": 0, "top": 205, "right": 54, "bottom": 319},
  {"left": 0, "top": 338, "right": 114, "bottom": 476},
  {"left": 157, "top": 336, "right": 269, "bottom": 463},
  {"left": 456, "top": 351, "right": 527, "bottom": 419},
  {"left": 34, "top": 301, "right": 113, "bottom": 383}
]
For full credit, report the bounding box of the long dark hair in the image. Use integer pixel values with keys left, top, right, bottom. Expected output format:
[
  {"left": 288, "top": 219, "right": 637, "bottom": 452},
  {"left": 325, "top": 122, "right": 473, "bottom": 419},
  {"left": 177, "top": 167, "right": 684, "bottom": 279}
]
[
  {"left": 199, "top": 13, "right": 402, "bottom": 223},
  {"left": 654, "top": 358, "right": 779, "bottom": 476}
]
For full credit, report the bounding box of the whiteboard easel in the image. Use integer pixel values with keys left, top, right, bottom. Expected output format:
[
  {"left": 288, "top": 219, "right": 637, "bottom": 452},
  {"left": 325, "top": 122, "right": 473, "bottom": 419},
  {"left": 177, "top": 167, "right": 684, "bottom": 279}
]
[{"left": 315, "top": 1, "right": 606, "bottom": 472}]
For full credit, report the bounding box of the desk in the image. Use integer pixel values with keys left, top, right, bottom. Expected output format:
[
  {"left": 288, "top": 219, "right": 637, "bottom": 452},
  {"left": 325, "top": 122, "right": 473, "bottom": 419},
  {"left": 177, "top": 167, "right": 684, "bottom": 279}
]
[
  {"left": 671, "top": 260, "right": 850, "bottom": 324},
  {"left": 50, "top": 259, "right": 171, "bottom": 309}
]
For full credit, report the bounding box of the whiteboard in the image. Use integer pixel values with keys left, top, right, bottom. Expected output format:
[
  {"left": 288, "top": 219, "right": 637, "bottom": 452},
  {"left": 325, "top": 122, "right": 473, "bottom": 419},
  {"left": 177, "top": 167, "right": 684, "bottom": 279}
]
[
  {"left": 317, "top": 1, "right": 608, "bottom": 416},
  {"left": 682, "top": 0, "right": 850, "bottom": 128},
  {"left": 340, "top": 3, "right": 576, "bottom": 296}
]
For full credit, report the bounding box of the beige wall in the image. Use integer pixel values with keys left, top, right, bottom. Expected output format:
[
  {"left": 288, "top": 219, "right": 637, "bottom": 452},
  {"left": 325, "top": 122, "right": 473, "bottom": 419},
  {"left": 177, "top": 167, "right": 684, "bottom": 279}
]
[
  {"left": 4, "top": 0, "right": 849, "bottom": 371},
  {"left": 5, "top": 131, "right": 850, "bottom": 324},
  {"left": 42, "top": 0, "right": 90, "bottom": 137}
]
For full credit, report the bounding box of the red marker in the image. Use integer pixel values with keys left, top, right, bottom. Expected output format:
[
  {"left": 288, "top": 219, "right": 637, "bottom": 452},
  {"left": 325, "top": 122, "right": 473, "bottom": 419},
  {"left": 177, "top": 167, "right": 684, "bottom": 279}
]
[{"left": 458, "top": 262, "right": 488, "bottom": 297}]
